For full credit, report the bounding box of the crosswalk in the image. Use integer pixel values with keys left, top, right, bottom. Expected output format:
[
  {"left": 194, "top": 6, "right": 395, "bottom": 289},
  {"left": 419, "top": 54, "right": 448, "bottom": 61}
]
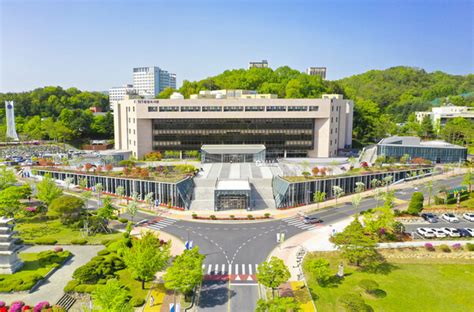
[
  {"left": 146, "top": 218, "right": 177, "bottom": 231},
  {"left": 202, "top": 263, "right": 259, "bottom": 276},
  {"left": 282, "top": 216, "right": 321, "bottom": 231}
]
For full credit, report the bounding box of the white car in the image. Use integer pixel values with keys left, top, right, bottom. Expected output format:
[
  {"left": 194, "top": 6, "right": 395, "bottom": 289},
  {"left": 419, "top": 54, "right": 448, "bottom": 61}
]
[
  {"left": 465, "top": 228, "right": 474, "bottom": 236},
  {"left": 463, "top": 213, "right": 474, "bottom": 222},
  {"left": 432, "top": 228, "right": 447, "bottom": 238},
  {"left": 441, "top": 213, "right": 459, "bottom": 223},
  {"left": 441, "top": 227, "right": 461, "bottom": 238},
  {"left": 417, "top": 227, "right": 436, "bottom": 238}
]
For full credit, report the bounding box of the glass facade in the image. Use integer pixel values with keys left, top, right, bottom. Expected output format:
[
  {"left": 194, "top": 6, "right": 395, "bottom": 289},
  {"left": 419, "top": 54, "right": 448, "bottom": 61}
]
[
  {"left": 152, "top": 118, "right": 314, "bottom": 158},
  {"left": 202, "top": 149, "right": 265, "bottom": 163},
  {"left": 377, "top": 144, "right": 467, "bottom": 163},
  {"left": 214, "top": 189, "right": 251, "bottom": 211}
]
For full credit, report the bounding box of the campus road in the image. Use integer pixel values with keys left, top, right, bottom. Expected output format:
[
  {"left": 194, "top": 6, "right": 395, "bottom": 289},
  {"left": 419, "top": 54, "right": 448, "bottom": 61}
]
[{"left": 127, "top": 174, "right": 464, "bottom": 312}]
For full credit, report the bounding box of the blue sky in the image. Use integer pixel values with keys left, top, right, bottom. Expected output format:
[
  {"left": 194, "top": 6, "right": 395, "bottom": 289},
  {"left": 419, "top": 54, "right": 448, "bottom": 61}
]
[{"left": 0, "top": 0, "right": 473, "bottom": 92}]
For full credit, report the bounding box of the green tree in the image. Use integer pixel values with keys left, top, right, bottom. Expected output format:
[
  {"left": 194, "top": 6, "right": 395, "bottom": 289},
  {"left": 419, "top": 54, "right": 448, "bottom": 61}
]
[
  {"left": 91, "top": 279, "right": 132, "bottom": 312},
  {"left": 97, "top": 196, "right": 115, "bottom": 220},
  {"left": 256, "top": 257, "right": 290, "bottom": 299},
  {"left": 144, "top": 192, "right": 154, "bottom": 210},
  {"left": 157, "top": 87, "right": 176, "bottom": 99},
  {"left": 420, "top": 115, "right": 435, "bottom": 138},
  {"left": 163, "top": 247, "right": 205, "bottom": 305},
  {"left": 36, "top": 174, "right": 63, "bottom": 205},
  {"left": 126, "top": 200, "right": 138, "bottom": 222},
  {"left": 256, "top": 297, "right": 301, "bottom": 312},
  {"left": 116, "top": 185, "right": 125, "bottom": 204},
  {"left": 332, "top": 216, "right": 381, "bottom": 267},
  {"left": 332, "top": 186, "right": 345, "bottom": 206},
  {"left": 64, "top": 177, "right": 74, "bottom": 190},
  {"left": 462, "top": 170, "right": 473, "bottom": 193},
  {"left": 0, "top": 185, "right": 29, "bottom": 217},
  {"left": 407, "top": 192, "right": 424, "bottom": 215},
  {"left": 305, "top": 258, "right": 331, "bottom": 286},
  {"left": 313, "top": 191, "right": 326, "bottom": 209},
  {"left": 363, "top": 204, "right": 395, "bottom": 235},
  {"left": 351, "top": 194, "right": 362, "bottom": 210},
  {"left": 80, "top": 190, "right": 93, "bottom": 209},
  {"left": 425, "top": 179, "right": 434, "bottom": 207},
  {"left": 123, "top": 231, "right": 171, "bottom": 289},
  {"left": 47, "top": 195, "right": 85, "bottom": 224},
  {"left": 0, "top": 166, "right": 17, "bottom": 190}
]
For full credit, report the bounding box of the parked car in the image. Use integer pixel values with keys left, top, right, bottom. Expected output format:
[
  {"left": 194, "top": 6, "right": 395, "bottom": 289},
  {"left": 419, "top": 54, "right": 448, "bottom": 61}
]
[
  {"left": 463, "top": 213, "right": 474, "bottom": 222},
  {"left": 421, "top": 213, "right": 438, "bottom": 223},
  {"left": 303, "top": 216, "right": 323, "bottom": 224},
  {"left": 417, "top": 227, "right": 436, "bottom": 238},
  {"left": 458, "top": 228, "right": 474, "bottom": 237},
  {"left": 440, "top": 227, "right": 461, "bottom": 238},
  {"left": 432, "top": 228, "right": 447, "bottom": 238},
  {"left": 441, "top": 213, "right": 459, "bottom": 223}
]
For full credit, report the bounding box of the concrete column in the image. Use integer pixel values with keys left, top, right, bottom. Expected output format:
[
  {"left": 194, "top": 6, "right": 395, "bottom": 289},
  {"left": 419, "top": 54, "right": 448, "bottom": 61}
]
[
  {"left": 180, "top": 151, "right": 183, "bottom": 159},
  {"left": 284, "top": 150, "right": 287, "bottom": 158}
]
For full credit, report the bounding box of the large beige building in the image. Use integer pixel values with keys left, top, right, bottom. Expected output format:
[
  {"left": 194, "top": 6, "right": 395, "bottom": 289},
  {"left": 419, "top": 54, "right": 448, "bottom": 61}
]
[{"left": 114, "top": 93, "right": 353, "bottom": 159}]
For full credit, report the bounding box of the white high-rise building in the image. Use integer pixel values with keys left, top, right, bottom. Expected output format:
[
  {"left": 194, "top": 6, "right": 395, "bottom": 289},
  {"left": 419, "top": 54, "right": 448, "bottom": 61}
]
[
  {"left": 108, "top": 84, "right": 136, "bottom": 111},
  {"left": 306, "top": 67, "right": 327, "bottom": 80},
  {"left": 133, "top": 66, "right": 176, "bottom": 97}
]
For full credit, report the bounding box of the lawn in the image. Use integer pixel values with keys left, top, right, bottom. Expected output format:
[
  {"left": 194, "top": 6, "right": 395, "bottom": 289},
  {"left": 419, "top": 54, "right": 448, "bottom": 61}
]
[
  {"left": 426, "top": 192, "right": 474, "bottom": 210},
  {"left": 116, "top": 268, "right": 153, "bottom": 305},
  {"left": 304, "top": 251, "right": 474, "bottom": 312},
  {"left": 16, "top": 217, "right": 123, "bottom": 245},
  {"left": 0, "top": 250, "right": 71, "bottom": 292}
]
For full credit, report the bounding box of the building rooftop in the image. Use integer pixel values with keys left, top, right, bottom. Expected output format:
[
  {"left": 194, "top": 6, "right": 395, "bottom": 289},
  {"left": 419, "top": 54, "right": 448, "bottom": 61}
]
[
  {"left": 201, "top": 144, "right": 266, "bottom": 154},
  {"left": 378, "top": 136, "right": 466, "bottom": 149},
  {"left": 216, "top": 179, "right": 251, "bottom": 191}
]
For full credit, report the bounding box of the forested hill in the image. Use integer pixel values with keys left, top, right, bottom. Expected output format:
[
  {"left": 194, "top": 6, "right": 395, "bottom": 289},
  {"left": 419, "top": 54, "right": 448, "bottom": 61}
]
[{"left": 173, "top": 66, "right": 474, "bottom": 145}]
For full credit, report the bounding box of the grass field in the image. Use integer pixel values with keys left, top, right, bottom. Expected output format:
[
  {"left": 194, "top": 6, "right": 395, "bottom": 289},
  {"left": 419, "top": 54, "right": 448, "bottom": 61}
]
[
  {"left": 16, "top": 217, "right": 122, "bottom": 244},
  {"left": 304, "top": 251, "right": 474, "bottom": 312}
]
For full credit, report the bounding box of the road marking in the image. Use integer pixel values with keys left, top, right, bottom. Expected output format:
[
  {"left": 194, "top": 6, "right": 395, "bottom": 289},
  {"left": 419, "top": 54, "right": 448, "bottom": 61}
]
[
  {"left": 221, "top": 264, "right": 225, "bottom": 274},
  {"left": 242, "top": 264, "right": 246, "bottom": 275},
  {"left": 228, "top": 264, "right": 232, "bottom": 275},
  {"left": 207, "top": 264, "right": 212, "bottom": 275},
  {"left": 248, "top": 264, "right": 253, "bottom": 275},
  {"left": 214, "top": 264, "right": 218, "bottom": 274},
  {"left": 255, "top": 264, "right": 259, "bottom": 273},
  {"left": 235, "top": 264, "right": 239, "bottom": 275},
  {"left": 230, "top": 283, "right": 258, "bottom": 286}
]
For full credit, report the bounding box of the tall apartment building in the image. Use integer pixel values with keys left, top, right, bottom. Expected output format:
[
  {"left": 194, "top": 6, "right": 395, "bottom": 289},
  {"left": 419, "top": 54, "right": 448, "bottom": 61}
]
[
  {"left": 108, "top": 84, "right": 136, "bottom": 111},
  {"left": 306, "top": 67, "right": 327, "bottom": 80},
  {"left": 248, "top": 60, "right": 269, "bottom": 69},
  {"left": 114, "top": 92, "right": 353, "bottom": 159},
  {"left": 133, "top": 66, "right": 177, "bottom": 97}
]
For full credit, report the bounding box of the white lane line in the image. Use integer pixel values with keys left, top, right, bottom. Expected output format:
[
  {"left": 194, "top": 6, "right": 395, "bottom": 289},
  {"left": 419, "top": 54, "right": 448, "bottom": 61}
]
[
  {"left": 248, "top": 264, "right": 253, "bottom": 275},
  {"left": 255, "top": 264, "right": 259, "bottom": 273},
  {"left": 214, "top": 264, "right": 218, "bottom": 274},
  {"left": 229, "top": 283, "right": 258, "bottom": 286},
  {"left": 207, "top": 264, "right": 212, "bottom": 275},
  {"left": 221, "top": 264, "right": 225, "bottom": 274},
  {"left": 242, "top": 264, "right": 246, "bottom": 275},
  {"left": 229, "top": 264, "right": 232, "bottom": 275},
  {"left": 235, "top": 264, "right": 239, "bottom": 275}
]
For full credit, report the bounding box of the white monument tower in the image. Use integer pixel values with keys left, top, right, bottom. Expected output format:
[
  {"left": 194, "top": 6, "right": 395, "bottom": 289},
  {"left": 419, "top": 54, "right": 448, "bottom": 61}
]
[{"left": 5, "top": 101, "right": 19, "bottom": 141}]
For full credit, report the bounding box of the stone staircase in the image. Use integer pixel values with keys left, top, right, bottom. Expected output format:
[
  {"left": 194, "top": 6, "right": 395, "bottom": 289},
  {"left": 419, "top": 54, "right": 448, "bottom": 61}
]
[
  {"left": 189, "top": 174, "right": 217, "bottom": 211},
  {"left": 250, "top": 178, "right": 276, "bottom": 210}
]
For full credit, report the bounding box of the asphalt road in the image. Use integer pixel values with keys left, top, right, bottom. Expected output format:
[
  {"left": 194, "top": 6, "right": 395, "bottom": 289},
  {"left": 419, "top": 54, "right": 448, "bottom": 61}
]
[{"left": 130, "top": 174, "right": 466, "bottom": 312}]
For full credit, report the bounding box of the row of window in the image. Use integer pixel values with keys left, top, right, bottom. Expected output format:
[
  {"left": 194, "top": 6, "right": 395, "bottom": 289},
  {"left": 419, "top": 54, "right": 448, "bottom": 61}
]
[
  {"left": 147, "top": 105, "right": 320, "bottom": 113},
  {"left": 153, "top": 129, "right": 312, "bottom": 135}
]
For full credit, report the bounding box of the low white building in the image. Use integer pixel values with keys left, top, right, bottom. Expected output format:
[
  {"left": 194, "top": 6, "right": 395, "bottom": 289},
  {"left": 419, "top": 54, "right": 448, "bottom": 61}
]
[{"left": 416, "top": 104, "right": 474, "bottom": 125}]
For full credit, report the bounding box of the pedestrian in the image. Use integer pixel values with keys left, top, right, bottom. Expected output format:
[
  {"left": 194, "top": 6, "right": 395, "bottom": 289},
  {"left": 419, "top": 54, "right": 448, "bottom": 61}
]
[{"left": 149, "top": 295, "right": 154, "bottom": 307}]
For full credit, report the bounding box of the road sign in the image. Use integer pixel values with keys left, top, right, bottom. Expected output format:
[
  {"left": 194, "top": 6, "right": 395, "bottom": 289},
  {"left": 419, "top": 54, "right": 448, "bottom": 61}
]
[
  {"left": 169, "top": 303, "right": 180, "bottom": 312},
  {"left": 185, "top": 240, "right": 193, "bottom": 250},
  {"left": 276, "top": 233, "right": 286, "bottom": 243}
]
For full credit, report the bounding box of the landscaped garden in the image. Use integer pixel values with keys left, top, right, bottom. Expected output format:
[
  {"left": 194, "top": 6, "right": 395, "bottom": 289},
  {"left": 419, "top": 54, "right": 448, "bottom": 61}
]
[
  {"left": 0, "top": 250, "right": 72, "bottom": 292},
  {"left": 303, "top": 248, "right": 474, "bottom": 312}
]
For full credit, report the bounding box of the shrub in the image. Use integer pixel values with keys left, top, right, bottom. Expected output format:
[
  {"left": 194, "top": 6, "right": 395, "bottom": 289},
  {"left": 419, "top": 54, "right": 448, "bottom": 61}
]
[
  {"left": 210, "top": 215, "right": 217, "bottom": 220},
  {"left": 407, "top": 192, "right": 424, "bottom": 215},
  {"left": 359, "top": 279, "right": 379, "bottom": 294},
  {"left": 47, "top": 195, "right": 85, "bottom": 225},
  {"left": 119, "top": 218, "right": 128, "bottom": 223},
  {"left": 34, "top": 238, "right": 58, "bottom": 245},
  {"left": 71, "top": 238, "right": 88, "bottom": 245},
  {"left": 424, "top": 243, "right": 435, "bottom": 252},
  {"left": 371, "top": 289, "right": 387, "bottom": 298},
  {"left": 130, "top": 298, "right": 146, "bottom": 307},
  {"left": 101, "top": 239, "right": 112, "bottom": 246},
  {"left": 247, "top": 214, "right": 254, "bottom": 220},
  {"left": 338, "top": 294, "right": 374, "bottom": 312},
  {"left": 97, "top": 249, "right": 111, "bottom": 256},
  {"left": 74, "top": 284, "right": 97, "bottom": 293},
  {"left": 452, "top": 243, "right": 462, "bottom": 251},
  {"left": 264, "top": 213, "right": 271, "bottom": 218},
  {"left": 64, "top": 280, "right": 80, "bottom": 292},
  {"left": 229, "top": 215, "right": 235, "bottom": 219},
  {"left": 0, "top": 301, "right": 4, "bottom": 308},
  {"left": 34, "top": 301, "right": 50, "bottom": 312},
  {"left": 439, "top": 244, "right": 451, "bottom": 253},
  {"left": 466, "top": 243, "right": 474, "bottom": 252},
  {"left": 192, "top": 213, "right": 198, "bottom": 219}
]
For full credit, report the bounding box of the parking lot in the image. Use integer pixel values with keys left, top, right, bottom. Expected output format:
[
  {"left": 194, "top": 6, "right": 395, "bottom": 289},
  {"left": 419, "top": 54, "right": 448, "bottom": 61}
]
[{"left": 403, "top": 213, "right": 474, "bottom": 239}]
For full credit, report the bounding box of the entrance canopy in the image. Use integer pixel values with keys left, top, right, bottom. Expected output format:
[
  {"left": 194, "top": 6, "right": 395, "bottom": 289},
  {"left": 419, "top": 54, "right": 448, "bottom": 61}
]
[
  {"left": 201, "top": 144, "right": 266, "bottom": 163},
  {"left": 214, "top": 179, "right": 252, "bottom": 211}
]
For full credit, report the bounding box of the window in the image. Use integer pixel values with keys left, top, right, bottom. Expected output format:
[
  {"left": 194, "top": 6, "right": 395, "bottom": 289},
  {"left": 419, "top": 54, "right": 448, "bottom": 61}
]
[
  {"left": 224, "top": 106, "right": 244, "bottom": 112},
  {"left": 202, "top": 106, "right": 222, "bottom": 112},
  {"left": 245, "top": 106, "right": 265, "bottom": 111},
  {"left": 266, "top": 106, "right": 286, "bottom": 112},
  {"left": 331, "top": 117, "right": 333, "bottom": 123},
  {"left": 148, "top": 106, "right": 158, "bottom": 112},
  {"left": 159, "top": 106, "right": 179, "bottom": 112},
  {"left": 181, "top": 106, "right": 201, "bottom": 112},
  {"left": 288, "top": 106, "right": 308, "bottom": 111},
  {"left": 309, "top": 106, "right": 319, "bottom": 111}
]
